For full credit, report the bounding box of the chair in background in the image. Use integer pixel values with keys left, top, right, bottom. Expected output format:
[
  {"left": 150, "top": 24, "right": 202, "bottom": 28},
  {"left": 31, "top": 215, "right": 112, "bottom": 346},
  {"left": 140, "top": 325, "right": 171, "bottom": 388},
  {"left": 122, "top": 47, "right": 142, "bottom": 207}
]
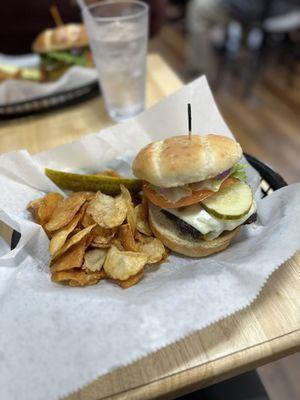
[{"left": 212, "top": 0, "right": 300, "bottom": 97}]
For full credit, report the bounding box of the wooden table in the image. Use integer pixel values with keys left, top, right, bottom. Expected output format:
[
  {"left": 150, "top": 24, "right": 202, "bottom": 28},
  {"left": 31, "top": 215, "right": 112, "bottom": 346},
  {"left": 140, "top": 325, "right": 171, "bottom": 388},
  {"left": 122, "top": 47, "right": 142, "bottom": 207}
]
[{"left": 1, "top": 54, "right": 299, "bottom": 400}]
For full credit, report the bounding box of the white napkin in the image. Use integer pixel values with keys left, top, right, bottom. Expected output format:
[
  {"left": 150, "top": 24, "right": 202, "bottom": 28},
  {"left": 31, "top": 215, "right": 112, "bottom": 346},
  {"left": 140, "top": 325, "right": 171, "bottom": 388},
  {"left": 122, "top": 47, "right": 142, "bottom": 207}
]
[
  {"left": 0, "top": 53, "right": 98, "bottom": 105},
  {"left": 0, "top": 77, "right": 299, "bottom": 400}
]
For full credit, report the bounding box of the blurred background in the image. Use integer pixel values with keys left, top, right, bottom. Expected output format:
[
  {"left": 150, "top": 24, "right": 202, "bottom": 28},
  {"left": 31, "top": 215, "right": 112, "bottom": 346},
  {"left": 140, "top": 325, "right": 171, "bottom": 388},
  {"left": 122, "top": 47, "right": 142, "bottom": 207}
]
[
  {"left": 149, "top": 0, "right": 300, "bottom": 186},
  {"left": 1, "top": 0, "right": 299, "bottom": 183}
]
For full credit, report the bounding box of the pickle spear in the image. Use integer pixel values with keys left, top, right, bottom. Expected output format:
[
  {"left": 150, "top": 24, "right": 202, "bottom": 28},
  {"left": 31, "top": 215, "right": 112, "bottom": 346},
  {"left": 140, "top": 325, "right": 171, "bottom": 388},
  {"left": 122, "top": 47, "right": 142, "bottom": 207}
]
[{"left": 45, "top": 168, "right": 142, "bottom": 195}]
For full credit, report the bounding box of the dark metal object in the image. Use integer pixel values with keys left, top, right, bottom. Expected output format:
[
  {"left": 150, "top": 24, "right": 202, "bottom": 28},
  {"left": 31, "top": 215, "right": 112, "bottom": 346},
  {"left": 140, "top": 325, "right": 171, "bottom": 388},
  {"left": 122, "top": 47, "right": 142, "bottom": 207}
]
[
  {"left": 0, "top": 81, "right": 99, "bottom": 120},
  {"left": 10, "top": 153, "right": 287, "bottom": 251}
]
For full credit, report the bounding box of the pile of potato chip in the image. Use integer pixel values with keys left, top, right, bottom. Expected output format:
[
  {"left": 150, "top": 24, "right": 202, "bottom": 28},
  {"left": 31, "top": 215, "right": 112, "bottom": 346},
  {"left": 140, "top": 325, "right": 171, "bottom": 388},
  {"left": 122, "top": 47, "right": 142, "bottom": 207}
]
[{"left": 28, "top": 181, "right": 168, "bottom": 288}]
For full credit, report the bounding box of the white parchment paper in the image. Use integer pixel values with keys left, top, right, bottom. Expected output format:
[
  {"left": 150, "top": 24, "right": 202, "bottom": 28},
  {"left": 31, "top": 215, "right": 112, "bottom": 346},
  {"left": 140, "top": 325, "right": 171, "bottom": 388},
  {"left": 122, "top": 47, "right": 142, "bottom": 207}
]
[
  {"left": 0, "top": 53, "right": 98, "bottom": 105},
  {"left": 0, "top": 77, "right": 299, "bottom": 400}
]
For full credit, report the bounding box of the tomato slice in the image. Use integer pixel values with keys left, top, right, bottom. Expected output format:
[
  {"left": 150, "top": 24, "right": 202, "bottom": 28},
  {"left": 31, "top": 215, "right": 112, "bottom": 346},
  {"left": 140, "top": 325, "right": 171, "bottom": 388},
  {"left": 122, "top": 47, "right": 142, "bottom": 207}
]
[{"left": 144, "top": 177, "right": 237, "bottom": 209}]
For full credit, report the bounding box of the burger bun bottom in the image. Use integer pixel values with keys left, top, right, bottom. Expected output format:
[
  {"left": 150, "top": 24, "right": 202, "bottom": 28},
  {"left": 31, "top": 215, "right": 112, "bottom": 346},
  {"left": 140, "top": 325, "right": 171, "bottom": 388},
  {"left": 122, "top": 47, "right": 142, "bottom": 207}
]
[{"left": 148, "top": 203, "right": 240, "bottom": 258}]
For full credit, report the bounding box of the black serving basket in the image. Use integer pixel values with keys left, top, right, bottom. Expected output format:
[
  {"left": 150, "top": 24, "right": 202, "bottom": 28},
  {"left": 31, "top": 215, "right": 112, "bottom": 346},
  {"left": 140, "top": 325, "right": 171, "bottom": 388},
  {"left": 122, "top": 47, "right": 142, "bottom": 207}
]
[
  {"left": 10, "top": 154, "right": 287, "bottom": 250},
  {"left": 0, "top": 81, "right": 99, "bottom": 120},
  {"left": 245, "top": 154, "right": 287, "bottom": 197}
]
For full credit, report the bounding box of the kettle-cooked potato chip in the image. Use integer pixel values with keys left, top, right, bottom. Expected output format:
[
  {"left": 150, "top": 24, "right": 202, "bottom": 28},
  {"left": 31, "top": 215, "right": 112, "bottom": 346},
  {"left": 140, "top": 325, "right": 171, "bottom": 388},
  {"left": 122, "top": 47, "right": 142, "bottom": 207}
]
[
  {"left": 51, "top": 237, "right": 86, "bottom": 272},
  {"left": 77, "top": 201, "right": 89, "bottom": 224},
  {"left": 28, "top": 170, "right": 171, "bottom": 290},
  {"left": 81, "top": 211, "right": 95, "bottom": 228},
  {"left": 86, "top": 185, "right": 131, "bottom": 229},
  {"left": 91, "top": 238, "right": 113, "bottom": 248},
  {"left": 110, "top": 238, "right": 124, "bottom": 251},
  {"left": 52, "top": 269, "right": 104, "bottom": 286},
  {"left": 125, "top": 186, "right": 136, "bottom": 234},
  {"left": 71, "top": 191, "right": 95, "bottom": 201},
  {"left": 104, "top": 245, "right": 148, "bottom": 281},
  {"left": 90, "top": 225, "right": 116, "bottom": 248},
  {"left": 127, "top": 204, "right": 137, "bottom": 235},
  {"left": 136, "top": 237, "right": 167, "bottom": 264},
  {"left": 83, "top": 248, "right": 107, "bottom": 272},
  {"left": 53, "top": 224, "right": 96, "bottom": 259},
  {"left": 92, "top": 225, "right": 116, "bottom": 237},
  {"left": 135, "top": 204, "right": 152, "bottom": 236},
  {"left": 118, "top": 223, "right": 136, "bottom": 251},
  {"left": 134, "top": 231, "right": 153, "bottom": 244},
  {"left": 40, "top": 192, "right": 64, "bottom": 225},
  {"left": 49, "top": 213, "right": 81, "bottom": 256},
  {"left": 91, "top": 236, "right": 115, "bottom": 248},
  {"left": 27, "top": 198, "right": 43, "bottom": 222},
  {"left": 85, "top": 234, "right": 94, "bottom": 249},
  {"left": 45, "top": 192, "right": 87, "bottom": 232},
  {"left": 112, "top": 269, "right": 144, "bottom": 289},
  {"left": 28, "top": 192, "right": 63, "bottom": 226},
  {"left": 120, "top": 184, "right": 132, "bottom": 205},
  {"left": 28, "top": 198, "right": 43, "bottom": 211}
]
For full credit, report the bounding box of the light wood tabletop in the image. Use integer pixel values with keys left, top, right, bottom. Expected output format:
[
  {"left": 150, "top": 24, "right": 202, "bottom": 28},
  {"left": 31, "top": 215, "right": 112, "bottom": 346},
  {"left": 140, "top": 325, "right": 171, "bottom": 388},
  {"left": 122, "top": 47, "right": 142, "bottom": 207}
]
[{"left": 1, "top": 54, "right": 299, "bottom": 400}]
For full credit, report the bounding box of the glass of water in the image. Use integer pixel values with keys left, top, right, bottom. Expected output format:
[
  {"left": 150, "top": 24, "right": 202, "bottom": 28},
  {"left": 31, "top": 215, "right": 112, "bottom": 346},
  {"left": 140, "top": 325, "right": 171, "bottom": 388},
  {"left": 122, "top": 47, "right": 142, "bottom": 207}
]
[{"left": 82, "top": 0, "right": 149, "bottom": 121}]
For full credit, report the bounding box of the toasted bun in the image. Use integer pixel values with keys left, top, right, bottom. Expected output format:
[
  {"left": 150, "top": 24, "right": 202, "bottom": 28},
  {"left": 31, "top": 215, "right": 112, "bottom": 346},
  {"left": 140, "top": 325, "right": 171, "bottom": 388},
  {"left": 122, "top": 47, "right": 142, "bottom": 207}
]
[
  {"left": 148, "top": 203, "right": 240, "bottom": 257},
  {"left": 32, "top": 24, "right": 89, "bottom": 53},
  {"left": 132, "top": 135, "right": 242, "bottom": 188}
]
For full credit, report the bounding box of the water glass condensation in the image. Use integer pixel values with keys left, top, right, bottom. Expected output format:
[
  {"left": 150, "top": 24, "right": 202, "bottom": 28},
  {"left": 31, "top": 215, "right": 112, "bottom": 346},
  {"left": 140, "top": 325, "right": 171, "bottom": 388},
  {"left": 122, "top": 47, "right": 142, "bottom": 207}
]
[{"left": 83, "top": 1, "right": 149, "bottom": 121}]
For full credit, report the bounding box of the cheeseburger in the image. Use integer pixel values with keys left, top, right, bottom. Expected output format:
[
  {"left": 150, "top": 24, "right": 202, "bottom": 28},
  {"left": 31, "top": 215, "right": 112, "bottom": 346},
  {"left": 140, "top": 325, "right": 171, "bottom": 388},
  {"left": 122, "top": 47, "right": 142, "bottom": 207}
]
[
  {"left": 132, "top": 135, "right": 257, "bottom": 257},
  {"left": 32, "top": 24, "right": 93, "bottom": 81}
]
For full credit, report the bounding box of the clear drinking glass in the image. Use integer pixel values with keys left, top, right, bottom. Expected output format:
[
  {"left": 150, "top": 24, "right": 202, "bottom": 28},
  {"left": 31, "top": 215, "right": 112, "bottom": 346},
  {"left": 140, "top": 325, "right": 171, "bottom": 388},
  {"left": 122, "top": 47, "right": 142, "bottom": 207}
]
[{"left": 82, "top": 0, "right": 149, "bottom": 121}]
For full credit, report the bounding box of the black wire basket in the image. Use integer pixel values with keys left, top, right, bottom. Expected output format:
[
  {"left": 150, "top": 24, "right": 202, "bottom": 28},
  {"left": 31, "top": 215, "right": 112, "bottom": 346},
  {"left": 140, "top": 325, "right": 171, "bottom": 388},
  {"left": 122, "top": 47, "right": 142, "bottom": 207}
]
[{"left": 10, "top": 153, "right": 287, "bottom": 250}]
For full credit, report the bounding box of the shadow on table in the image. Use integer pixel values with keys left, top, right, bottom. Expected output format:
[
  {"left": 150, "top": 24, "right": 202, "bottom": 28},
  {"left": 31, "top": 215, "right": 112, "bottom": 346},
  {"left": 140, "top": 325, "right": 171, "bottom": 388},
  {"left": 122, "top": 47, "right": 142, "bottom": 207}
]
[{"left": 177, "top": 370, "right": 269, "bottom": 399}]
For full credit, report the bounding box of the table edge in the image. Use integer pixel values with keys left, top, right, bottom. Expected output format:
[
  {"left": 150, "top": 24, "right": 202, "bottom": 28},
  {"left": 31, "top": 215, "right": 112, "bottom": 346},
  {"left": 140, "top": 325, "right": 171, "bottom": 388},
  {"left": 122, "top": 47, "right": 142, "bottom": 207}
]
[{"left": 98, "top": 328, "right": 300, "bottom": 400}]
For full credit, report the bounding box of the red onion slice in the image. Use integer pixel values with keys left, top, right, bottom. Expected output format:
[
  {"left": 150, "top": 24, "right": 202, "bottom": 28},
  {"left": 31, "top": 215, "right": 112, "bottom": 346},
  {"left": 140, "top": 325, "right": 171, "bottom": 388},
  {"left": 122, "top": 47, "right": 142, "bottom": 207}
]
[{"left": 216, "top": 168, "right": 232, "bottom": 180}]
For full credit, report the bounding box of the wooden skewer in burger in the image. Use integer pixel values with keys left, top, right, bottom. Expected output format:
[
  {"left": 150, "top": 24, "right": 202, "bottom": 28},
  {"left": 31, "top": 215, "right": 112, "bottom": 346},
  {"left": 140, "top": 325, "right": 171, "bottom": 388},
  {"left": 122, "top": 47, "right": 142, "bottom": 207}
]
[{"left": 132, "top": 105, "right": 257, "bottom": 257}]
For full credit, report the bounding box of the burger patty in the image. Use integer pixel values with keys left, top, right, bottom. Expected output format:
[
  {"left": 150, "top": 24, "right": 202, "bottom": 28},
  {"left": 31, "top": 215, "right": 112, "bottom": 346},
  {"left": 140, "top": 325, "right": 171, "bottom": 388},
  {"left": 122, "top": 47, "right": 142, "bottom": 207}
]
[
  {"left": 162, "top": 210, "right": 257, "bottom": 240},
  {"left": 161, "top": 210, "right": 203, "bottom": 239}
]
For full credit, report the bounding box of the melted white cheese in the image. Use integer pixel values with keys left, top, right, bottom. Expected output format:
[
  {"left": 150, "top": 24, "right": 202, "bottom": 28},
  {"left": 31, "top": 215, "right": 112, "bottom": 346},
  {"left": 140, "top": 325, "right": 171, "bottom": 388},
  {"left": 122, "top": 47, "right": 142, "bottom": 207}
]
[{"left": 164, "top": 201, "right": 257, "bottom": 240}]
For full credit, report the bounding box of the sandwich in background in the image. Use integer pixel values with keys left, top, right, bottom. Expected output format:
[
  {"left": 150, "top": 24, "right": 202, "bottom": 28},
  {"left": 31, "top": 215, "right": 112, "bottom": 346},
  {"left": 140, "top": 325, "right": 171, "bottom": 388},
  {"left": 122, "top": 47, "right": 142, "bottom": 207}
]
[{"left": 32, "top": 23, "right": 93, "bottom": 81}]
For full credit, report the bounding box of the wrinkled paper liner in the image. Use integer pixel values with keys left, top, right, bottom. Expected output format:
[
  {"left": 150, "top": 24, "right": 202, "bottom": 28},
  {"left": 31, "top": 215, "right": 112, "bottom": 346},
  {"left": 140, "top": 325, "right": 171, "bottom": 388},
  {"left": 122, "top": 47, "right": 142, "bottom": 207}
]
[
  {"left": 0, "top": 66, "right": 98, "bottom": 105},
  {"left": 0, "top": 76, "right": 299, "bottom": 400},
  {"left": 64, "top": 250, "right": 298, "bottom": 399}
]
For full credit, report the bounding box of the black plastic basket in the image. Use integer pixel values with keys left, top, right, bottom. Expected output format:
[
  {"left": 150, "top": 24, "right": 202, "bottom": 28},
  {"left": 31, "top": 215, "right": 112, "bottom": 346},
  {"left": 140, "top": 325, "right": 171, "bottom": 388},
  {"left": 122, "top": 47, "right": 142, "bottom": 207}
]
[
  {"left": 0, "top": 81, "right": 99, "bottom": 120},
  {"left": 245, "top": 153, "right": 287, "bottom": 196},
  {"left": 10, "top": 154, "right": 287, "bottom": 250}
]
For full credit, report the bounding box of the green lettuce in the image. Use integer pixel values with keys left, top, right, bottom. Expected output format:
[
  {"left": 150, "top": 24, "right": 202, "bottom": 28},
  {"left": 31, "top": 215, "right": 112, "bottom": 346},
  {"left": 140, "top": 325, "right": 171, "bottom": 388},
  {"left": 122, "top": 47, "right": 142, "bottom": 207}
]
[
  {"left": 231, "top": 163, "right": 247, "bottom": 181},
  {"left": 46, "top": 50, "right": 87, "bottom": 66},
  {"left": 41, "top": 47, "right": 90, "bottom": 68}
]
